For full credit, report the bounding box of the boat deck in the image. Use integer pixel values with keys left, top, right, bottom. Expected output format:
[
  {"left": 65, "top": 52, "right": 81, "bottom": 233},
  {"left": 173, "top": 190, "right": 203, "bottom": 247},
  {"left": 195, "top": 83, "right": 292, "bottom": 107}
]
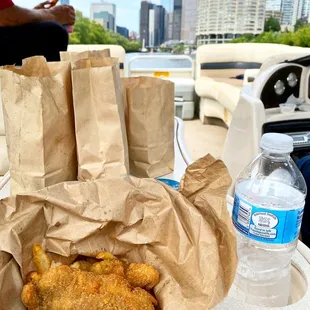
[{"left": 183, "top": 118, "right": 228, "bottom": 160}]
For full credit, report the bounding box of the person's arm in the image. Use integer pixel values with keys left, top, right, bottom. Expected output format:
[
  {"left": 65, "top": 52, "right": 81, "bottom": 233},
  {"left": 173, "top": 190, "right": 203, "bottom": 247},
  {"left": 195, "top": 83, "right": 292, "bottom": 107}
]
[
  {"left": 0, "top": 0, "right": 75, "bottom": 27},
  {"left": 0, "top": 5, "right": 54, "bottom": 26}
]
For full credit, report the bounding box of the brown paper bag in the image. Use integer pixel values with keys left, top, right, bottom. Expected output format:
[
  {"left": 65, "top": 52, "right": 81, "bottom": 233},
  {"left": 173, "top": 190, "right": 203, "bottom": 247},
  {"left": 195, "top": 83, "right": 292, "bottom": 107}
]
[
  {"left": 0, "top": 155, "right": 237, "bottom": 310},
  {"left": 0, "top": 56, "right": 77, "bottom": 196},
  {"left": 60, "top": 49, "right": 111, "bottom": 62},
  {"left": 71, "top": 57, "right": 129, "bottom": 181},
  {"left": 122, "top": 77, "right": 175, "bottom": 178}
]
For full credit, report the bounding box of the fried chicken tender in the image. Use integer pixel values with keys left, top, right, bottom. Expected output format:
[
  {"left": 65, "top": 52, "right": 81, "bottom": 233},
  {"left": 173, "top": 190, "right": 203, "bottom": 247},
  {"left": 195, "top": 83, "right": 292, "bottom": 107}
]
[
  {"left": 71, "top": 261, "right": 92, "bottom": 271},
  {"left": 90, "top": 259, "right": 125, "bottom": 277},
  {"left": 125, "top": 263, "right": 160, "bottom": 290},
  {"left": 96, "top": 252, "right": 117, "bottom": 260},
  {"left": 32, "top": 244, "right": 51, "bottom": 274},
  {"left": 91, "top": 255, "right": 159, "bottom": 290},
  {"left": 26, "top": 272, "right": 42, "bottom": 284},
  {"left": 21, "top": 265, "right": 157, "bottom": 310}
]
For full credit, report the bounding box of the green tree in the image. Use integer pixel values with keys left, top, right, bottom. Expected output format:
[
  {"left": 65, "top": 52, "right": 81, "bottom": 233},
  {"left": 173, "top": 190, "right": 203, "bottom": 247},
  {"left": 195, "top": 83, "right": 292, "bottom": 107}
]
[
  {"left": 173, "top": 43, "right": 185, "bottom": 54},
  {"left": 264, "top": 16, "right": 281, "bottom": 32},
  {"left": 69, "top": 11, "right": 141, "bottom": 52},
  {"left": 231, "top": 34, "right": 255, "bottom": 43},
  {"left": 230, "top": 27, "right": 310, "bottom": 47},
  {"left": 277, "top": 31, "right": 295, "bottom": 45},
  {"left": 252, "top": 31, "right": 277, "bottom": 43},
  {"left": 295, "top": 19, "right": 306, "bottom": 31},
  {"left": 69, "top": 32, "right": 80, "bottom": 44},
  {"left": 293, "top": 27, "right": 310, "bottom": 47}
]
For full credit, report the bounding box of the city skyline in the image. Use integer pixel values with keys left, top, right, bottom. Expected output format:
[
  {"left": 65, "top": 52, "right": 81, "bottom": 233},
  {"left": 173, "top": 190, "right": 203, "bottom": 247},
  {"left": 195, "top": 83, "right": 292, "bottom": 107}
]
[
  {"left": 13, "top": 0, "right": 159, "bottom": 32},
  {"left": 11, "top": 0, "right": 310, "bottom": 46}
]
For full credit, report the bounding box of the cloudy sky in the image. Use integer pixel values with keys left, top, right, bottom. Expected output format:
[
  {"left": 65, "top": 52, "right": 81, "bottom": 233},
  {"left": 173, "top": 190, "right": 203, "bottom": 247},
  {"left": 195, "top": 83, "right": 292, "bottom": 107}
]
[{"left": 14, "top": 0, "right": 161, "bottom": 32}]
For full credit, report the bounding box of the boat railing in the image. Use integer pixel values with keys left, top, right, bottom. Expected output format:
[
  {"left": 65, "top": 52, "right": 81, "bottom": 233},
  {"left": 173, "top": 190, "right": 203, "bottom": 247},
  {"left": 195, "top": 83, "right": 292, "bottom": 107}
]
[
  {"left": 175, "top": 117, "right": 194, "bottom": 166},
  {"left": 127, "top": 55, "right": 194, "bottom": 79}
]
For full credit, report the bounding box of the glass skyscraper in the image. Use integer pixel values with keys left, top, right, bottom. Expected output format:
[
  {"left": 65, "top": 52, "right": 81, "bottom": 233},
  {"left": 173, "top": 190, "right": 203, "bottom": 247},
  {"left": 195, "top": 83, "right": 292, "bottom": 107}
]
[
  {"left": 281, "top": 0, "right": 299, "bottom": 25},
  {"left": 90, "top": 2, "right": 116, "bottom": 31},
  {"left": 266, "top": 0, "right": 282, "bottom": 10},
  {"left": 299, "top": 0, "right": 310, "bottom": 21}
]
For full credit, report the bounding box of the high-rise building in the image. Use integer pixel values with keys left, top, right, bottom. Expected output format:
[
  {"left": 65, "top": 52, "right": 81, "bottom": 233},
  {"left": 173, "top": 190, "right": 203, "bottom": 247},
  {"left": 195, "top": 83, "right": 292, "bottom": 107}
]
[
  {"left": 266, "top": 0, "right": 310, "bottom": 25},
  {"left": 181, "top": 0, "right": 197, "bottom": 42},
  {"left": 93, "top": 11, "right": 115, "bottom": 31},
  {"left": 60, "top": 0, "right": 70, "bottom": 4},
  {"left": 165, "top": 12, "right": 174, "bottom": 41},
  {"left": 173, "top": 0, "right": 182, "bottom": 40},
  {"left": 140, "top": 1, "right": 155, "bottom": 47},
  {"left": 196, "top": 0, "right": 266, "bottom": 45},
  {"left": 265, "top": 10, "right": 283, "bottom": 22},
  {"left": 148, "top": 5, "right": 166, "bottom": 47},
  {"left": 281, "top": 0, "right": 300, "bottom": 26},
  {"left": 266, "top": 0, "right": 282, "bottom": 22},
  {"left": 90, "top": 1, "right": 116, "bottom": 31},
  {"left": 117, "top": 26, "right": 129, "bottom": 38},
  {"left": 155, "top": 5, "right": 166, "bottom": 46},
  {"left": 292, "top": 0, "right": 310, "bottom": 23},
  {"left": 266, "top": 0, "right": 282, "bottom": 10},
  {"left": 140, "top": 1, "right": 166, "bottom": 47},
  {"left": 161, "top": 0, "right": 173, "bottom": 12},
  {"left": 149, "top": 8, "right": 155, "bottom": 47},
  {"left": 300, "top": 0, "right": 310, "bottom": 21}
]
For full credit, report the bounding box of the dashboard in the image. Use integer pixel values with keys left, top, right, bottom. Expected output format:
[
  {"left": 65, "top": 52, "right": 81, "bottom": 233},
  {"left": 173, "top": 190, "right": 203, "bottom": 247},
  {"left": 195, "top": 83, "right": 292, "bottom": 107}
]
[
  {"left": 263, "top": 119, "right": 310, "bottom": 151},
  {"left": 260, "top": 65, "right": 302, "bottom": 109}
]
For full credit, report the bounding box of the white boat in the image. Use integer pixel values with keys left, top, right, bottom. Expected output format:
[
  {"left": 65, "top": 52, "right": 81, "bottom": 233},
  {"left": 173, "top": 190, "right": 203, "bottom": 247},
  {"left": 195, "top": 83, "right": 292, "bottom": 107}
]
[
  {"left": 46, "top": 43, "right": 310, "bottom": 309},
  {"left": 1, "top": 42, "right": 310, "bottom": 309}
]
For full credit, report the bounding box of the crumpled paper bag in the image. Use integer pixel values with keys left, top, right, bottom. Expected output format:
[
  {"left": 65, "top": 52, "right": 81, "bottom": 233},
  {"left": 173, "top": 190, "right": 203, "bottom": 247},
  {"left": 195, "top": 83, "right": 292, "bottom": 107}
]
[
  {"left": 60, "top": 49, "right": 111, "bottom": 62},
  {"left": 71, "top": 57, "right": 129, "bottom": 181},
  {"left": 0, "top": 154, "right": 237, "bottom": 310},
  {"left": 122, "top": 77, "right": 175, "bottom": 178},
  {"left": 0, "top": 56, "right": 77, "bottom": 196}
]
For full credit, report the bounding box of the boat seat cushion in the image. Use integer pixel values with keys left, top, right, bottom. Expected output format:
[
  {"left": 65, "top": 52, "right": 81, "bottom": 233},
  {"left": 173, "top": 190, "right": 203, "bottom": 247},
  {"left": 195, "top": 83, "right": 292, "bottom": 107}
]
[
  {"left": 211, "top": 77, "right": 244, "bottom": 88},
  {"left": 199, "top": 97, "right": 233, "bottom": 126},
  {"left": 195, "top": 77, "right": 241, "bottom": 113}
]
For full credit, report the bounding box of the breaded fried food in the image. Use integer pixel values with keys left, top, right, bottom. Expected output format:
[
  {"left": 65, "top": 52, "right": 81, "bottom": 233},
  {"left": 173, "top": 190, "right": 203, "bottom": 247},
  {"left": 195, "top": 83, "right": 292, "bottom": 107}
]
[
  {"left": 125, "top": 263, "right": 160, "bottom": 290},
  {"left": 96, "top": 252, "right": 117, "bottom": 260},
  {"left": 21, "top": 265, "right": 158, "bottom": 310},
  {"left": 32, "top": 244, "right": 51, "bottom": 274},
  {"left": 93, "top": 253, "right": 159, "bottom": 289},
  {"left": 90, "top": 259, "right": 125, "bottom": 277},
  {"left": 71, "top": 261, "right": 92, "bottom": 272}
]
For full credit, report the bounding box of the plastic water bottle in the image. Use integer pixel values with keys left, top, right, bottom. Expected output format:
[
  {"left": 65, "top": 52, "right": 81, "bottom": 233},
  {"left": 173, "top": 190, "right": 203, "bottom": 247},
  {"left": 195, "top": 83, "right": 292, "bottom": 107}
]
[{"left": 231, "top": 133, "right": 307, "bottom": 307}]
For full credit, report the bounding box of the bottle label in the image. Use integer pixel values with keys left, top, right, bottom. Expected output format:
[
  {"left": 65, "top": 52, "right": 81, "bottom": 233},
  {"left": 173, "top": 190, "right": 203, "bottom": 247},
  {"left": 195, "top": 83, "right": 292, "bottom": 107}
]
[
  {"left": 157, "top": 178, "right": 180, "bottom": 191},
  {"left": 232, "top": 194, "right": 304, "bottom": 244}
]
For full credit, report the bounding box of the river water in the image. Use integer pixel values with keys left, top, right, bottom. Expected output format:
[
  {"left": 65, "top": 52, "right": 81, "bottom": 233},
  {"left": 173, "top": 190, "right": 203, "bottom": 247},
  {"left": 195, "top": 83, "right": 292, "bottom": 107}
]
[{"left": 125, "top": 53, "right": 194, "bottom": 69}]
